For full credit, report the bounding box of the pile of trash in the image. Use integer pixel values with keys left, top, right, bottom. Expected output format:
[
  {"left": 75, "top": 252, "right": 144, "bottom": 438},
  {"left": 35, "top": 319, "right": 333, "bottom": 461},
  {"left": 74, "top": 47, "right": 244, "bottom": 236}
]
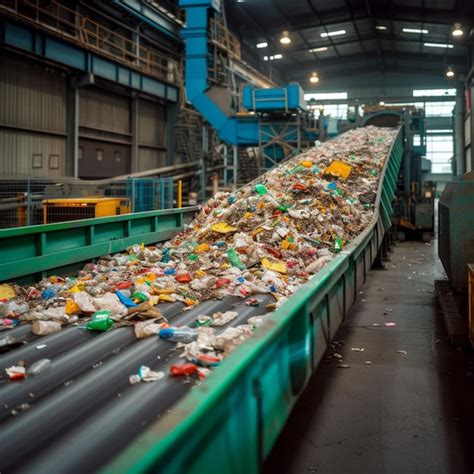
[{"left": 1, "top": 126, "right": 397, "bottom": 379}]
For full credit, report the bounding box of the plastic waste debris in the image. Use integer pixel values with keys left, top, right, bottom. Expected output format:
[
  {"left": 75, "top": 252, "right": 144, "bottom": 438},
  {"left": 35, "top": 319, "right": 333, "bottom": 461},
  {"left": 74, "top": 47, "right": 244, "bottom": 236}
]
[
  {"left": 32, "top": 320, "right": 62, "bottom": 336},
  {"left": 211, "top": 311, "right": 238, "bottom": 326},
  {"left": 86, "top": 310, "right": 114, "bottom": 332},
  {"left": 28, "top": 359, "right": 52, "bottom": 375},
  {"left": 170, "top": 363, "right": 198, "bottom": 376},
  {"left": 159, "top": 327, "right": 197, "bottom": 343},
  {"left": 134, "top": 319, "right": 168, "bottom": 338},
  {"left": 0, "top": 284, "right": 16, "bottom": 300},
  {"left": 6, "top": 365, "right": 26, "bottom": 381},
  {"left": 0, "top": 126, "right": 397, "bottom": 357}
]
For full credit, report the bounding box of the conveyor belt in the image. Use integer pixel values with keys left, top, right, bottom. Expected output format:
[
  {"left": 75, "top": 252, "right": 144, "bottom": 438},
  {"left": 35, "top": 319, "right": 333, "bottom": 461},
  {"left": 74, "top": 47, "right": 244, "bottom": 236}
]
[
  {"left": 0, "top": 127, "right": 404, "bottom": 472},
  {"left": 0, "top": 295, "right": 271, "bottom": 472}
]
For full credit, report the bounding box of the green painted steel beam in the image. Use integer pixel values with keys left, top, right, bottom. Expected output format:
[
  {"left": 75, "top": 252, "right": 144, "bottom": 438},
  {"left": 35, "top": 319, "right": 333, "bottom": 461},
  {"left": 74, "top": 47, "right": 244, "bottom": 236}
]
[{"left": 0, "top": 207, "right": 197, "bottom": 282}]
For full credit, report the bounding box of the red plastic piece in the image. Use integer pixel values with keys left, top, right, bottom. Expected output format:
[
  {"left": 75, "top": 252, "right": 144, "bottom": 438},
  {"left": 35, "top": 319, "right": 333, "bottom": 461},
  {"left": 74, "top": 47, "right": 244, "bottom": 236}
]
[{"left": 170, "top": 363, "right": 198, "bottom": 376}]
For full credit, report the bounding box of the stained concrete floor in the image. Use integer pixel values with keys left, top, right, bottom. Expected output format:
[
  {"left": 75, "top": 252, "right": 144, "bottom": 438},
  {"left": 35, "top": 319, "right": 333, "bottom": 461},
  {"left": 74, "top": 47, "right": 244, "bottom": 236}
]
[{"left": 264, "top": 240, "right": 474, "bottom": 474}]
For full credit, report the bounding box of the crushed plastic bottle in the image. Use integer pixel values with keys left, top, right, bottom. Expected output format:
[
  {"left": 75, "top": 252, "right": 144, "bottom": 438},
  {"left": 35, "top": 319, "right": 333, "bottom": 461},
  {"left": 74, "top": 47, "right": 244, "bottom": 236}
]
[
  {"left": 32, "top": 320, "right": 62, "bottom": 336},
  {"left": 227, "top": 248, "right": 245, "bottom": 270},
  {"left": 28, "top": 359, "right": 52, "bottom": 375},
  {"left": 159, "top": 327, "right": 197, "bottom": 343},
  {"left": 86, "top": 310, "right": 114, "bottom": 332}
]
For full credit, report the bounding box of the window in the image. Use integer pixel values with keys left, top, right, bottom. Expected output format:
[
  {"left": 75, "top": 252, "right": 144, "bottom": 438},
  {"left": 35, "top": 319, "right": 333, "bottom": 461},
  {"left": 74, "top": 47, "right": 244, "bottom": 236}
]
[
  {"left": 32, "top": 154, "right": 43, "bottom": 169},
  {"left": 413, "top": 89, "right": 456, "bottom": 97},
  {"left": 424, "top": 101, "right": 455, "bottom": 117},
  {"left": 304, "top": 92, "right": 348, "bottom": 101},
  {"left": 322, "top": 104, "right": 348, "bottom": 119},
  {"left": 114, "top": 151, "right": 121, "bottom": 163},
  {"left": 48, "top": 154, "right": 59, "bottom": 169},
  {"left": 97, "top": 149, "right": 103, "bottom": 161},
  {"left": 78, "top": 147, "right": 83, "bottom": 160},
  {"left": 426, "top": 133, "right": 453, "bottom": 173}
]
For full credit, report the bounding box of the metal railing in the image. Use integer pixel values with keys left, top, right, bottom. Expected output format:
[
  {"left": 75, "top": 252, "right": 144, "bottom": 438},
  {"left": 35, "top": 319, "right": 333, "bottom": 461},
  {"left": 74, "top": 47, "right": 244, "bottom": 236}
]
[
  {"left": 209, "top": 17, "right": 241, "bottom": 60},
  {"left": 0, "top": 177, "right": 184, "bottom": 229},
  {"left": 0, "top": 0, "right": 181, "bottom": 85}
]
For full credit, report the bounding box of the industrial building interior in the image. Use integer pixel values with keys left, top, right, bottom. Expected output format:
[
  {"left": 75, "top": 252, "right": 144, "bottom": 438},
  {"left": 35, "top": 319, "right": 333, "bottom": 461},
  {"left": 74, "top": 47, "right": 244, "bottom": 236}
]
[{"left": 0, "top": 0, "right": 474, "bottom": 472}]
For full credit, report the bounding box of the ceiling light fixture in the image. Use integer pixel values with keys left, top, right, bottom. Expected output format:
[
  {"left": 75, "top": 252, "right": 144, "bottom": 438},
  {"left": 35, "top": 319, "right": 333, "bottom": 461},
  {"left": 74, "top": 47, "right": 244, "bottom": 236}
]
[
  {"left": 310, "top": 72, "right": 319, "bottom": 84},
  {"left": 273, "top": 54, "right": 283, "bottom": 59},
  {"left": 256, "top": 42, "right": 268, "bottom": 48},
  {"left": 321, "top": 29, "right": 346, "bottom": 38},
  {"left": 280, "top": 31, "right": 291, "bottom": 44},
  {"left": 309, "top": 46, "right": 328, "bottom": 52},
  {"left": 403, "top": 28, "right": 428, "bottom": 34},
  {"left": 379, "top": 101, "right": 385, "bottom": 106},
  {"left": 445, "top": 66, "right": 455, "bottom": 78},
  {"left": 263, "top": 56, "right": 269, "bottom": 61},
  {"left": 375, "top": 25, "right": 387, "bottom": 31},
  {"left": 451, "top": 23, "right": 463, "bottom": 37},
  {"left": 424, "top": 42, "right": 454, "bottom": 48}
]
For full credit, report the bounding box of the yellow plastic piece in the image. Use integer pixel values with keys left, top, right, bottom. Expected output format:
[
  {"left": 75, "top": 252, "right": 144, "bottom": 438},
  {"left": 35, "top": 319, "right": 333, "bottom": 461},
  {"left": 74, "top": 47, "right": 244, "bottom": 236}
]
[
  {"left": 65, "top": 300, "right": 81, "bottom": 315},
  {"left": 281, "top": 240, "right": 290, "bottom": 250},
  {"left": 195, "top": 243, "right": 211, "bottom": 253},
  {"left": 68, "top": 282, "right": 85, "bottom": 293},
  {"left": 243, "top": 212, "right": 253, "bottom": 219},
  {"left": 300, "top": 160, "right": 313, "bottom": 168},
  {"left": 49, "top": 276, "right": 58, "bottom": 284},
  {"left": 184, "top": 298, "right": 197, "bottom": 306},
  {"left": 157, "top": 294, "right": 176, "bottom": 303},
  {"left": 324, "top": 160, "right": 352, "bottom": 179},
  {"left": 211, "top": 223, "right": 237, "bottom": 234},
  {"left": 194, "top": 270, "right": 207, "bottom": 278},
  {"left": 261, "top": 258, "right": 287, "bottom": 274},
  {"left": 0, "top": 284, "right": 15, "bottom": 300}
]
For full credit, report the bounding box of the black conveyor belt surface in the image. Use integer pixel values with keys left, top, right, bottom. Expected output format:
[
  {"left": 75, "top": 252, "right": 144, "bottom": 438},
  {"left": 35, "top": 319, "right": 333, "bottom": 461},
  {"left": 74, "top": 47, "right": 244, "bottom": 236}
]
[{"left": 0, "top": 295, "right": 271, "bottom": 472}]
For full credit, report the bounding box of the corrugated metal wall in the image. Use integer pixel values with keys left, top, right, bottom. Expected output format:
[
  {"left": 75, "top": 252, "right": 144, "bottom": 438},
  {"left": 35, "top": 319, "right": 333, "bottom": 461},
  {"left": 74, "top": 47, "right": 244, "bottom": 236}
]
[
  {"left": 0, "top": 130, "right": 66, "bottom": 177},
  {"left": 0, "top": 52, "right": 171, "bottom": 178},
  {"left": 138, "top": 99, "right": 167, "bottom": 171},
  {"left": 79, "top": 88, "right": 130, "bottom": 136},
  {"left": 0, "top": 53, "right": 67, "bottom": 177}
]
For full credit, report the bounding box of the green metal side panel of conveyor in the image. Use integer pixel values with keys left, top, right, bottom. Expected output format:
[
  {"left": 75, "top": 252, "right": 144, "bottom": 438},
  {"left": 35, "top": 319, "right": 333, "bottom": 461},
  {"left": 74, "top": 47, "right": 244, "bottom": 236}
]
[
  {"left": 0, "top": 207, "right": 198, "bottom": 285},
  {"left": 100, "top": 130, "right": 404, "bottom": 474}
]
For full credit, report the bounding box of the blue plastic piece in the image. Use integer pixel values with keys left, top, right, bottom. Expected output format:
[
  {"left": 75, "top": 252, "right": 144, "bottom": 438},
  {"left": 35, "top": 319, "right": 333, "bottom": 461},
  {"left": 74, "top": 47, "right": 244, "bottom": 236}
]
[
  {"left": 41, "top": 288, "right": 57, "bottom": 300},
  {"left": 115, "top": 290, "right": 138, "bottom": 308},
  {"left": 164, "top": 268, "right": 176, "bottom": 275},
  {"left": 327, "top": 182, "right": 337, "bottom": 190}
]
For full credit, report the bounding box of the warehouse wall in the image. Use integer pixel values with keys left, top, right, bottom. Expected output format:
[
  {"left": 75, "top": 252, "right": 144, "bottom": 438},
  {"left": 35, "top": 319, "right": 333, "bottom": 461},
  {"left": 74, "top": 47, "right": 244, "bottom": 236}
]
[
  {"left": 0, "top": 52, "right": 172, "bottom": 179},
  {"left": 138, "top": 99, "right": 167, "bottom": 171},
  {"left": 0, "top": 52, "right": 67, "bottom": 177}
]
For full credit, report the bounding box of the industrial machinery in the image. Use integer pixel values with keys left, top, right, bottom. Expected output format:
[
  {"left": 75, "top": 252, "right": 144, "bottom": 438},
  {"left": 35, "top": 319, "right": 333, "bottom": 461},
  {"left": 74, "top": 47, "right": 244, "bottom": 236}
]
[
  {"left": 435, "top": 171, "right": 474, "bottom": 345},
  {"left": 179, "top": 0, "right": 312, "bottom": 174},
  {"left": 438, "top": 171, "right": 474, "bottom": 289},
  {"left": 42, "top": 198, "right": 131, "bottom": 224},
  {"left": 362, "top": 107, "right": 435, "bottom": 240}
]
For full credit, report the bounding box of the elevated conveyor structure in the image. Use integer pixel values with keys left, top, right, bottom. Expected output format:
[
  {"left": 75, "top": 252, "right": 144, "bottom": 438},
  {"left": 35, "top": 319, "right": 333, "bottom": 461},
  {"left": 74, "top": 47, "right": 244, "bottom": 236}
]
[{"left": 0, "top": 127, "right": 403, "bottom": 473}]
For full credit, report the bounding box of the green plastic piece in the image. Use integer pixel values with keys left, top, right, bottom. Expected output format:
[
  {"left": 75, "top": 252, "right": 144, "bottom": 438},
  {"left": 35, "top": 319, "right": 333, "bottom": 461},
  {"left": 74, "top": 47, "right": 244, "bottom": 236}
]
[
  {"left": 188, "top": 254, "right": 198, "bottom": 261},
  {"left": 86, "top": 311, "right": 114, "bottom": 332},
  {"left": 131, "top": 292, "right": 148, "bottom": 303},
  {"left": 227, "top": 248, "right": 246, "bottom": 270},
  {"left": 255, "top": 184, "right": 268, "bottom": 195},
  {"left": 290, "top": 165, "right": 305, "bottom": 174},
  {"left": 334, "top": 238, "right": 344, "bottom": 252}
]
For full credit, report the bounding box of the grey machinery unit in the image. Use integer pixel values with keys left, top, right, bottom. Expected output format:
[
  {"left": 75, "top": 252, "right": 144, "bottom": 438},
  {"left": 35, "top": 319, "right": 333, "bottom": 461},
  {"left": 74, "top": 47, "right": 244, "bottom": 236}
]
[
  {"left": 362, "top": 109, "right": 435, "bottom": 238},
  {"left": 438, "top": 171, "right": 474, "bottom": 288}
]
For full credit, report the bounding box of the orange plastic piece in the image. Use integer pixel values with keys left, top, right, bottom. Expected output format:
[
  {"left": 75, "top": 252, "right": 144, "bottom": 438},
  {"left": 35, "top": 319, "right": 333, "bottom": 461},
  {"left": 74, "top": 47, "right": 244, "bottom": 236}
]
[{"left": 324, "top": 160, "right": 352, "bottom": 180}]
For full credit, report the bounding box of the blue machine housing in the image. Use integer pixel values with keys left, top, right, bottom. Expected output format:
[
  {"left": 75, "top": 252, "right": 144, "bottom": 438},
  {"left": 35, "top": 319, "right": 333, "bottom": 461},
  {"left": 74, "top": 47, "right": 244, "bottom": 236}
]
[
  {"left": 242, "top": 84, "right": 306, "bottom": 112},
  {"left": 179, "top": 0, "right": 306, "bottom": 152}
]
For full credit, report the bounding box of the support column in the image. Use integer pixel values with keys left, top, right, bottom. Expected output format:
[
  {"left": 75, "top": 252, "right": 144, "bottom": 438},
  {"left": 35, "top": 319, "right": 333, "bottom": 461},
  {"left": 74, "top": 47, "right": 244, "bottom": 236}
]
[
  {"left": 454, "top": 83, "right": 465, "bottom": 176},
  {"left": 66, "top": 85, "right": 79, "bottom": 178},
  {"left": 131, "top": 94, "right": 139, "bottom": 173},
  {"left": 166, "top": 103, "right": 177, "bottom": 166}
]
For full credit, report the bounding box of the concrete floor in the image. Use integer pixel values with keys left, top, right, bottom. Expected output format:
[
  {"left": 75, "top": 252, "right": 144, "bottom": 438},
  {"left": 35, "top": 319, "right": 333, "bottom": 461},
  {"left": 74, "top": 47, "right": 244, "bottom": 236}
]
[{"left": 264, "top": 240, "right": 474, "bottom": 474}]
